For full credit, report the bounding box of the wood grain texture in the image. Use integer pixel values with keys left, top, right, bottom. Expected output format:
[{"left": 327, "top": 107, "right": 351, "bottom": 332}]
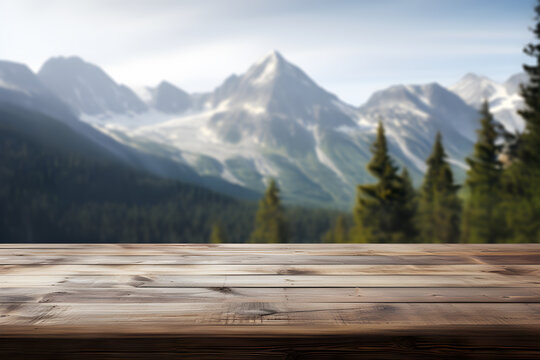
[{"left": 0, "top": 244, "right": 539, "bottom": 359}]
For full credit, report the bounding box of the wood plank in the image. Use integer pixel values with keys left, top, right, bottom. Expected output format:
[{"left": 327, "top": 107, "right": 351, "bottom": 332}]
[
  {"left": 2, "top": 286, "right": 540, "bottom": 304},
  {"left": 2, "top": 264, "right": 539, "bottom": 276},
  {"left": 0, "top": 254, "right": 475, "bottom": 265},
  {"left": 3, "top": 254, "right": 539, "bottom": 265},
  {"left": 0, "top": 274, "right": 537, "bottom": 288},
  {"left": 1, "top": 303, "right": 539, "bottom": 334},
  {"left": 1, "top": 243, "right": 539, "bottom": 255},
  {"left": 1, "top": 244, "right": 539, "bottom": 359},
  {"left": 3, "top": 330, "right": 540, "bottom": 360}
]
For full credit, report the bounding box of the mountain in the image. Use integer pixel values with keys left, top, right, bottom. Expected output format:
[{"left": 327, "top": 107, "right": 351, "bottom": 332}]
[
  {"left": 93, "top": 51, "right": 368, "bottom": 207},
  {"left": 149, "top": 81, "right": 192, "bottom": 114},
  {"left": 450, "top": 73, "right": 526, "bottom": 133},
  {"left": 38, "top": 56, "right": 148, "bottom": 116},
  {"left": 82, "top": 51, "right": 482, "bottom": 208},
  {"left": 198, "top": 50, "right": 357, "bottom": 150},
  {"left": 450, "top": 73, "right": 500, "bottom": 107},
  {"left": 4, "top": 52, "right": 516, "bottom": 209},
  {"left": 0, "top": 60, "right": 78, "bottom": 122},
  {"left": 359, "top": 83, "right": 477, "bottom": 175},
  {"left": 504, "top": 73, "right": 528, "bottom": 94},
  {"left": 0, "top": 59, "right": 258, "bottom": 201},
  {"left": 0, "top": 60, "right": 134, "bottom": 159}
]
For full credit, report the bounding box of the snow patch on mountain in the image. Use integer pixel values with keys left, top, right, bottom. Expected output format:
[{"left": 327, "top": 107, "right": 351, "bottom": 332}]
[
  {"left": 386, "top": 127, "right": 427, "bottom": 172},
  {"left": 0, "top": 78, "right": 28, "bottom": 95},
  {"left": 312, "top": 126, "right": 348, "bottom": 182},
  {"left": 251, "top": 53, "right": 278, "bottom": 85}
]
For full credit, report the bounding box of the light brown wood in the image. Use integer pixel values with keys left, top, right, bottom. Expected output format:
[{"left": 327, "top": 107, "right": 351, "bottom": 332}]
[
  {"left": 0, "top": 244, "right": 539, "bottom": 359},
  {"left": 1, "top": 254, "right": 539, "bottom": 265},
  {"left": 2, "top": 302, "right": 539, "bottom": 333},
  {"left": 1, "top": 243, "right": 538, "bottom": 254},
  {"left": 2, "top": 264, "right": 539, "bottom": 275},
  {"left": 3, "top": 286, "right": 540, "bottom": 303},
  {"left": 1, "top": 274, "right": 538, "bottom": 288}
]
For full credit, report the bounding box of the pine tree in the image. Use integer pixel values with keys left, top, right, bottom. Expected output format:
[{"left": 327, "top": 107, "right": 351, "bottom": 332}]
[
  {"left": 249, "top": 179, "right": 288, "bottom": 243},
  {"left": 400, "top": 168, "right": 419, "bottom": 242},
  {"left": 501, "top": 0, "right": 540, "bottom": 243},
  {"left": 351, "top": 122, "right": 416, "bottom": 243},
  {"left": 322, "top": 214, "right": 349, "bottom": 243},
  {"left": 417, "top": 133, "right": 461, "bottom": 243},
  {"left": 209, "top": 222, "right": 226, "bottom": 244},
  {"left": 461, "top": 102, "right": 503, "bottom": 243},
  {"left": 519, "top": 1, "right": 540, "bottom": 168}
]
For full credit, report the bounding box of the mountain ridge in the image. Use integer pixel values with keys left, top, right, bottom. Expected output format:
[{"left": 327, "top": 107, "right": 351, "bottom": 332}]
[{"left": 1, "top": 51, "right": 527, "bottom": 208}]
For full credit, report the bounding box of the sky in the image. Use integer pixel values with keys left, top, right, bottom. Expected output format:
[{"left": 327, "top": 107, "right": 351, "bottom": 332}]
[{"left": 0, "top": 0, "right": 536, "bottom": 104}]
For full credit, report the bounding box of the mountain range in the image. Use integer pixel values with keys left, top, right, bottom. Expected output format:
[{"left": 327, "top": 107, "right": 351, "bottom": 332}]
[{"left": 0, "top": 51, "right": 527, "bottom": 208}]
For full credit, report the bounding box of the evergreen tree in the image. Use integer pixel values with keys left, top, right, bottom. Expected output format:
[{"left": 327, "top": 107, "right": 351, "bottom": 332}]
[
  {"left": 400, "top": 168, "right": 419, "bottom": 242},
  {"left": 461, "top": 102, "right": 503, "bottom": 243},
  {"left": 249, "top": 179, "right": 288, "bottom": 243},
  {"left": 519, "top": 0, "right": 540, "bottom": 168},
  {"left": 501, "top": 0, "right": 540, "bottom": 243},
  {"left": 322, "top": 214, "right": 349, "bottom": 243},
  {"left": 351, "top": 122, "right": 416, "bottom": 243},
  {"left": 209, "top": 222, "right": 226, "bottom": 244},
  {"left": 417, "top": 133, "right": 461, "bottom": 243}
]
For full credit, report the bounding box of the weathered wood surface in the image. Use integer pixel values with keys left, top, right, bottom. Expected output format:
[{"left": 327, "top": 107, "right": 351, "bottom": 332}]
[{"left": 1, "top": 244, "right": 539, "bottom": 359}]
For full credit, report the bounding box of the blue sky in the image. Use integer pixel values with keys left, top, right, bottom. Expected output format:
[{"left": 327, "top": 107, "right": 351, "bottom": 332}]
[{"left": 0, "top": 0, "right": 536, "bottom": 104}]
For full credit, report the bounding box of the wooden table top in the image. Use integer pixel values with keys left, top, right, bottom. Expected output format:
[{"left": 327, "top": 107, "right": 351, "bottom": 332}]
[{"left": 1, "top": 243, "right": 539, "bottom": 359}]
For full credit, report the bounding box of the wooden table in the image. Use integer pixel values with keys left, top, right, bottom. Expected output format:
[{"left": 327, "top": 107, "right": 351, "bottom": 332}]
[{"left": 1, "top": 244, "right": 539, "bottom": 359}]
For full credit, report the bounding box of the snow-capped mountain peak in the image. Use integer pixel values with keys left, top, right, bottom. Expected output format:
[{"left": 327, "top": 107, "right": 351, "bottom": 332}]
[
  {"left": 359, "top": 81, "right": 477, "bottom": 174},
  {"left": 450, "top": 73, "right": 503, "bottom": 107},
  {"left": 243, "top": 50, "right": 316, "bottom": 88},
  {"left": 199, "top": 51, "right": 358, "bottom": 145},
  {"left": 362, "top": 82, "right": 468, "bottom": 122},
  {"left": 215, "top": 50, "right": 334, "bottom": 112},
  {"left": 247, "top": 50, "right": 286, "bottom": 85},
  {"left": 450, "top": 72, "right": 525, "bottom": 132}
]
